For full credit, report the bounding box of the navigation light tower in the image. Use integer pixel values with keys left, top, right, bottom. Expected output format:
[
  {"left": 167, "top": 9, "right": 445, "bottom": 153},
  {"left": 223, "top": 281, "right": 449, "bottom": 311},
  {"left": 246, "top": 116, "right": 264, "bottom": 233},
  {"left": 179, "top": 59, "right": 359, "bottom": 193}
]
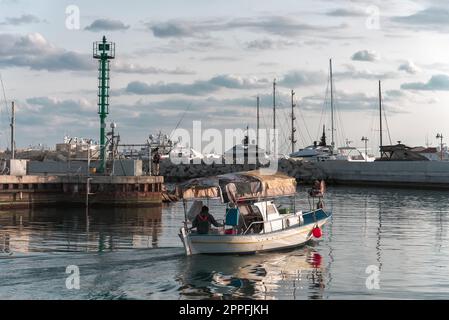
[{"left": 93, "top": 36, "right": 115, "bottom": 173}]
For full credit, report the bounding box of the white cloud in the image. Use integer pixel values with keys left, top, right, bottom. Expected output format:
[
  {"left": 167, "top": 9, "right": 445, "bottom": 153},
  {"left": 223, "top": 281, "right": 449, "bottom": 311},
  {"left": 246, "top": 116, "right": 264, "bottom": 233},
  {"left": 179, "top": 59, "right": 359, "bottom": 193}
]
[
  {"left": 113, "top": 60, "right": 194, "bottom": 75},
  {"left": 0, "top": 33, "right": 94, "bottom": 71},
  {"left": 401, "top": 74, "right": 449, "bottom": 90},
  {"left": 245, "top": 38, "right": 296, "bottom": 50},
  {"left": 85, "top": 19, "right": 130, "bottom": 32},
  {"left": 326, "top": 8, "right": 366, "bottom": 17},
  {"left": 335, "top": 64, "right": 397, "bottom": 80},
  {"left": 125, "top": 74, "right": 269, "bottom": 96},
  {"left": 392, "top": 7, "right": 449, "bottom": 30},
  {"left": 398, "top": 60, "right": 420, "bottom": 74},
  {"left": 351, "top": 50, "right": 380, "bottom": 62},
  {"left": 278, "top": 70, "right": 326, "bottom": 87},
  {"left": 0, "top": 14, "right": 41, "bottom": 25},
  {"left": 147, "top": 16, "right": 346, "bottom": 38}
]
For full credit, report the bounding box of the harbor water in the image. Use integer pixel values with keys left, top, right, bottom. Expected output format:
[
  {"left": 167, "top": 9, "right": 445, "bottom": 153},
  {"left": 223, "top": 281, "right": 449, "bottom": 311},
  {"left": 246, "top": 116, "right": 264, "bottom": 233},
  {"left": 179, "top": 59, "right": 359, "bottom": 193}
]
[{"left": 1, "top": 186, "right": 449, "bottom": 300}]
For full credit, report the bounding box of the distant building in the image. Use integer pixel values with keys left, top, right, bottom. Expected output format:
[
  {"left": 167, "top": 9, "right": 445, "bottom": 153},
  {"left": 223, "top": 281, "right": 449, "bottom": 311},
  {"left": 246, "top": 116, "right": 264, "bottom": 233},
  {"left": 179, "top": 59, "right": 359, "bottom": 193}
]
[{"left": 56, "top": 135, "right": 100, "bottom": 160}]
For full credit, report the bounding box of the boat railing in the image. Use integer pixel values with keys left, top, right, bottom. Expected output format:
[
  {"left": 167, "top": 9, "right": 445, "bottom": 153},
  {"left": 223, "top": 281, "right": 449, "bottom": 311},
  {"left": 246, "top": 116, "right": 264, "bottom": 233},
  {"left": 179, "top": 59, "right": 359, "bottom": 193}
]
[{"left": 242, "top": 213, "right": 301, "bottom": 235}]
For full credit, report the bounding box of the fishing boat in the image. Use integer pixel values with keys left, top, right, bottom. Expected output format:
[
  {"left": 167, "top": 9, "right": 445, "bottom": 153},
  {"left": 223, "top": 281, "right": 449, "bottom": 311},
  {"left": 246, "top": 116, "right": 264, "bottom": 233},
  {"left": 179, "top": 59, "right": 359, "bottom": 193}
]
[{"left": 177, "top": 170, "right": 332, "bottom": 255}]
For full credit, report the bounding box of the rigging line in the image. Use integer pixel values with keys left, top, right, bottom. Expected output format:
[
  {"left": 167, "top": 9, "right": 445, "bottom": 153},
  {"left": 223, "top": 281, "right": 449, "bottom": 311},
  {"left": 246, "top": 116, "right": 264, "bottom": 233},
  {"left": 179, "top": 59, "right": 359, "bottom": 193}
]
[
  {"left": 298, "top": 122, "right": 308, "bottom": 148},
  {"left": 295, "top": 94, "right": 312, "bottom": 145},
  {"left": 280, "top": 107, "right": 293, "bottom": 154},
  {"left": 276, "top": 93, "right": 291, "bottom": 155},
  {"left": 298, "top": 107, "right": 312, "bottom": 144},
  {"left": 331, "top": 81, "right": 346, "bottom": 147},
  {"left": 280, "top": 96, "right": 291, "bottom": 153},
  {"left": 318, "top": 84, "right": 329, "bottom": 140},
  {"left": 294, "top": 107, "right": 306, "bottom": 148},
  {"left": 258, "top": 96, "right": 268, "bottom": 130},
  {"left": 336, "top": 103, "right": 346, "bottom": 147},
  {"left": 260, "top": 102, "right": 269, "bottom": 132},
  {"left": 382, "top": 98, "right": 393, "bottom": 145},
  {"left": 370, "top": 95, "right": 380, "bottom": 152},
  {"left": 317, "top": 79, "right": 329, "bottom": 141},
  {"left": 295, "top": 123, "right": 305, "bottom": 149},
  {"left": 259, "top": 99, "right": 271, "bottom": 151},
  {"left": 0, "top": 73, "right": 10, "bottom": 117},
  {"left": 276, "top": 90, "right": 290, "bottom": 154},
  {"left": 335, "top": 101, "right": 347, "bottom": 144},
  {"left": 169, "top": 102, "right": 192, "bottom": 142},
  {"left": 369, "top": 96, "right": 377, "bottom": 136},
  {"left": 0, "top": 72, "right": 11, "bottom": 148}
]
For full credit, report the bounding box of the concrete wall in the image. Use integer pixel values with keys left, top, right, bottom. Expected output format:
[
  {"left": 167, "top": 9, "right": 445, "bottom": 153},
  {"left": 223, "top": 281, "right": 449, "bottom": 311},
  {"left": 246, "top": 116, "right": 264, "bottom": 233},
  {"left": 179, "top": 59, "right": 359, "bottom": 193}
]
[
  {"left": 0, "top": 174, "right": 164, "bottom": 209},
  {"left": 112, "top": 160, "right": 143, "bottom": 176},
  {"left": 8, "top": 159, "right": 28, "bottom": 176},
  {"left": 28, "top": 161, "right": 89, "bottom": 175},
  {"left": 314, "top": 160, "right": 449, "bottom": 186},
  {"left": 27, "top": 160, "right": 143, "bottom": 177},
  {"left": 159, "top": 157, "right": 449, "bottom": 187}
]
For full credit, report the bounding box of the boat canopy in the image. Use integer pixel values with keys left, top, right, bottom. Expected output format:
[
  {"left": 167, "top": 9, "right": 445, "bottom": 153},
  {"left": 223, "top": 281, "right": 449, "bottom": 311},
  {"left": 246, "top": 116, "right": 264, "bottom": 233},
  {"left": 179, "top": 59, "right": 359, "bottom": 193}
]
[{"left": 177, "top": 170, "right": 297, "bottom": 203}]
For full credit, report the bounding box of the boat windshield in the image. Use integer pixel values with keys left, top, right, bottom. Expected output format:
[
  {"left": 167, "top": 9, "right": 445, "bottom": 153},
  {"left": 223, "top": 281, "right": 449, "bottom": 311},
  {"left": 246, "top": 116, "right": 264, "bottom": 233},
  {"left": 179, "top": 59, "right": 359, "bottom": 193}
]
[{"left": 235, "top": 204, "right": 264, "bottom": 234}]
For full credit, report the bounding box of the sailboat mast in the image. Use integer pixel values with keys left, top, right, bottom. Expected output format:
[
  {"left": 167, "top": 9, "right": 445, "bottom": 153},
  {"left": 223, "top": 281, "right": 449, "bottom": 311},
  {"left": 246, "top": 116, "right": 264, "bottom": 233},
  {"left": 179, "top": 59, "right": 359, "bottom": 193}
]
[
  {"left": 256, "top": 96, "right": 260, "bottom": 148},
  {"left": 11, "top": 101, "right": 15, "bottom": 159},
  {"left": 291, "top": 90, "right": 296, "bottom": 154},
  {"left": 330, "top": 59, "right": 335, "bottom": 152},
  {"left": 273, "top": 79, "right": 276, "bottom": 156},
  {"left": 379, "top": 80, "right": 383, "bottom": 157}
]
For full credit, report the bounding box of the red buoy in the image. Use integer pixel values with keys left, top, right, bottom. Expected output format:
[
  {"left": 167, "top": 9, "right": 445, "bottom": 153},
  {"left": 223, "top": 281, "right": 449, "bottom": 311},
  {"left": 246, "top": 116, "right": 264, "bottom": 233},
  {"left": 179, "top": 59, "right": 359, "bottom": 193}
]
[{"left": 312, "top": 226, "right": 322, "bottom": 238}]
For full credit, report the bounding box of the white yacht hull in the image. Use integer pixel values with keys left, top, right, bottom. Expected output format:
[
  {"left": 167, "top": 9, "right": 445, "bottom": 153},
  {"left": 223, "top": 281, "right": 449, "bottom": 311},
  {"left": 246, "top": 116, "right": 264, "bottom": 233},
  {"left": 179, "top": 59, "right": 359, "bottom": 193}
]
[{"left": 179, "top": 217, "right": 330, "bottom": 255}]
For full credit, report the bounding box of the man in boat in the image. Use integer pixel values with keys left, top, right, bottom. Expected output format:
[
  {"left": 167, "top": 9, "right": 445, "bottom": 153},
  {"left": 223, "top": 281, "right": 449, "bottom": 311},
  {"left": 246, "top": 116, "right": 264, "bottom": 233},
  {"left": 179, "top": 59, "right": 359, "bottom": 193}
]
[{"left": 192, "top": 206, "right": 223, "bottom": 234}]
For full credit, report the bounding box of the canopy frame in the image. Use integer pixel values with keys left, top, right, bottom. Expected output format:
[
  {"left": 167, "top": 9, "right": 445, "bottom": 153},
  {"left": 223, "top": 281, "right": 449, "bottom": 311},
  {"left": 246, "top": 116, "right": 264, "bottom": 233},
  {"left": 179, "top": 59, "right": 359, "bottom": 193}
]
[{"left": 177, "top": 170, "right": 297, "bottom": 204}]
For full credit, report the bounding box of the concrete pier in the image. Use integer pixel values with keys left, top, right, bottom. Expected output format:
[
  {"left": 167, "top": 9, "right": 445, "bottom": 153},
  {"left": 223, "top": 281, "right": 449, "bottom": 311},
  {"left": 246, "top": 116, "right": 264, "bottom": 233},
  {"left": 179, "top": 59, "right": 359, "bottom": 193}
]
[
  {"left": 313, "top": 160, "right": 449, "bottom": 189},
  {"left": 0, "top": 175, "right": 163, "bottom": 209}
]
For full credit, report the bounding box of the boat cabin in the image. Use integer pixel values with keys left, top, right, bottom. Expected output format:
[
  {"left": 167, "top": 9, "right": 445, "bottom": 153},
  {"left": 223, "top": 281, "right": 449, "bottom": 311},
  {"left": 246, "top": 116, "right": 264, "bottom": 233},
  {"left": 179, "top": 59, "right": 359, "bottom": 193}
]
[{"left": 187, "top": 199, "right": 303, "bottom": 236}]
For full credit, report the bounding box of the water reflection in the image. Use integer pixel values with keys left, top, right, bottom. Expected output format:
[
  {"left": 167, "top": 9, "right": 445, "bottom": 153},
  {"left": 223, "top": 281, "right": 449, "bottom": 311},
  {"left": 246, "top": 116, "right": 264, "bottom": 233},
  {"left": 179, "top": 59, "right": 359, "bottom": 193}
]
[
  {"left": 2, "top": 186, "right": 449, "bottom": 299},
  {"left": 176, "top": 247, "right": 326, "bottom": 300},
  {"left": 0, "top": 206, "right": 163, "bottom": 253}
]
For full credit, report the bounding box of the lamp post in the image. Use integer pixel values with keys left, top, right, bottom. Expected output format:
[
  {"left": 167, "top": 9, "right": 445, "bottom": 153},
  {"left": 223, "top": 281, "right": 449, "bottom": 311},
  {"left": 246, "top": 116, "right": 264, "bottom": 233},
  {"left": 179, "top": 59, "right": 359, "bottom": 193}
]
[
  {"left": 436, "top": 133, "right": 444, "bottom": 160},
  {"left": 361, "top": 136, "right": 369, "bottom": 162}
]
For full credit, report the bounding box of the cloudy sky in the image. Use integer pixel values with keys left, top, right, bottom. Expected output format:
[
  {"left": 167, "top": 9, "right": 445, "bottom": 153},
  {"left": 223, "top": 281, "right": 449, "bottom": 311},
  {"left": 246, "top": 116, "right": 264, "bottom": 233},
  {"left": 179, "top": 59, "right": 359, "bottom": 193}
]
[{"left": 1, "top": 0, "right": 449, "bottom": 155}]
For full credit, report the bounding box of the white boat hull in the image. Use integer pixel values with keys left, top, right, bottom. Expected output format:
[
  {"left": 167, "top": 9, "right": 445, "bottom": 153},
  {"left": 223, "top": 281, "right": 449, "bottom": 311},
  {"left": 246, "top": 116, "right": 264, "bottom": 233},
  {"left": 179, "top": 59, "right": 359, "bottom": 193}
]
[{"left": 179, "top": 217, "right": 330, "bottom": 255}]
